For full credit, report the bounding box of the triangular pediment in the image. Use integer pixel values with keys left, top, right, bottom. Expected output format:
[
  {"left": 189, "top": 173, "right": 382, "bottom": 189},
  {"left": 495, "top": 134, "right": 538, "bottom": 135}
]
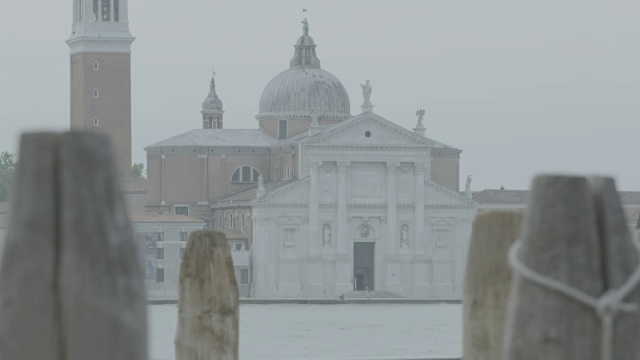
[
  {"left": 252, "top": 178, "right": 310, "bottom": 205},
  {"left": 425, "top": 179, "right": 476, "bottom": 207},
  {"left": 306, "top": 112, "right": 440, "bottom": 147}
]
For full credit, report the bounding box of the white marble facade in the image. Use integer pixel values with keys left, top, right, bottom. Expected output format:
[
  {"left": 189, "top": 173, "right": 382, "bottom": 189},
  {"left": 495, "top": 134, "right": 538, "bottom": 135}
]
[{"left": 250, "top": 112, "right": 476, "bottom": 299}]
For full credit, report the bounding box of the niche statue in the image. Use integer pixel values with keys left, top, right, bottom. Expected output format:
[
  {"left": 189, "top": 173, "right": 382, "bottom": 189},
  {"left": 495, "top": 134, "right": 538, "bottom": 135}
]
[{"left": 322, "top": 224, "right": 332, "bottom": 247}]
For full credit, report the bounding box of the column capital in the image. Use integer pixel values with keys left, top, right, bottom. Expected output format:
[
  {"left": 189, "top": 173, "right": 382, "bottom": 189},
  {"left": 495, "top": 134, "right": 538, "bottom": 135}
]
[
  {"left": 386, "top": 161, "right": 401, "bottom": 170},
  {"left": 197, "top": 154, "right": 208, "bottom": 159},
  {"left": 337, "top": 160, "right": 351, "bottom": 171},
  {"left": 414, "top": 162, "right": 427, "bottom": 171},
  {"left": 160, "top": 154, "right": 166, "bottom": 160},
  {"left": 307, "top": 160, "right": 322, "bottom": 170}
]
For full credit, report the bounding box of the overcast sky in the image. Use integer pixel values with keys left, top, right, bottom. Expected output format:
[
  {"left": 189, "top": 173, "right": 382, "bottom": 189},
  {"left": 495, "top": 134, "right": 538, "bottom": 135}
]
[{"left": 0, "top": 1, "right": 638, "bottom": 191}]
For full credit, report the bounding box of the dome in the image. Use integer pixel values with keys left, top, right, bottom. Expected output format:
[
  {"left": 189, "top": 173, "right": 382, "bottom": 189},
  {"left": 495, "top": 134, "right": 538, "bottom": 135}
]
[
  {"left": 256, "top": 22, "right": 351, "bottom": 121},
  {"left": 257, "top": 67, "right": 351, "bottom": 119}
]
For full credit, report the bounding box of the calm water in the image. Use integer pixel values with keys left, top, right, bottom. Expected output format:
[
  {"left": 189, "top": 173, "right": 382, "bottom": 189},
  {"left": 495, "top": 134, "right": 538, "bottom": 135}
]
[{"left": 148, "top": 304, "right": 462, "bottom": 360}]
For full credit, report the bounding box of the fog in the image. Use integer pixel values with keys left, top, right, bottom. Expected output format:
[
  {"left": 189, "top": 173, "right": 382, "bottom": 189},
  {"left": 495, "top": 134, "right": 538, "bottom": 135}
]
[{"left": 0, "top": 1, "right": 638, "bottom": 191}]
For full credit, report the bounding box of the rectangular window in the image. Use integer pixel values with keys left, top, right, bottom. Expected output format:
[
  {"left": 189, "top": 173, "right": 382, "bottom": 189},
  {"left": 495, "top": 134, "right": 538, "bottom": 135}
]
[
  {"left": 180, "top": 232, "right": 188, "bottom": 242},
  {"left": 180, "top": 248, "right": 184, "bottom": 260},
  {"left": 156, "top": 268, "right": 164, "bottom": 282},
  {"left": 175, "top": 206, "right": 188, "bottom": 216},
  {"left": 158, "top": 232, "right": 165, "bottom": 241},
  {"left": 93, "top": 0, "right": 99, "bottom": 20},
  {"left": 278, "top": 120, "right": 288, "bottom": 139},
  {"left": 228, "top": 214, "right": 235, "bottom": 229},
  {"left": 113, "top": 0, "right": 119, "bottom": 21},
  {"left": 156, "top": 247, "right": 164, "bottom": 259},
  {"left": 239, "top": 268, "right": 249, "bottom": 284},
  {"left": 101, "top": 0, "right": 111, "bottom": 21},
  {"left": 241, "top": 214, "right": 245, "bottom": 228},
  {"left": 218, "top": 214, "right": 223, "bottom": 229},
  {"left": 77, "top": 0, "right": 83, "bottom": 22}
]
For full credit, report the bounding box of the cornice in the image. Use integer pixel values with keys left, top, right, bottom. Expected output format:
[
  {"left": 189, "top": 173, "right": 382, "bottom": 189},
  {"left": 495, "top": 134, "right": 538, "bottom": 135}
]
[
  {"left": 348, "top": 203, "right": 388, "bottom": 208},
  {"left": 426, "top": 204, "right": 476, "bottom": 209},
  {"left": 319, "top": 203, "right": 338, "bottom": 208},
  {"left": 305, "top": 144, "right": 428, "bottom": 151},
  {"left": 255, "top": 112, "right": 352, "bottom": 121},
  {"left": 146, "top": 145, "right": 271, "bottom": 152},
  {"left": 251, "top": 203, "right": 309, "bottom": 208}
]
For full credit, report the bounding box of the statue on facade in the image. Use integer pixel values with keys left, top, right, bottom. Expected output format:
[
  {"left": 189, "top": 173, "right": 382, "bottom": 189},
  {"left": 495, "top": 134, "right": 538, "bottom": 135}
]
[
  {"left": 416, "top": 109, "right": 426, "bottom": 126},
  {"left": 310, "top": 107, "right": 320, "bottom": 128},
  {"left": 256, "top": 175, "right": 266, "bottom": 198},
  {"left": 322, "top": 224, "right": 332, "bottom": 247},
  {"left": 302, "top": 18, "right": 309, "bottom": 36},
  {"left": 360, "top": 224, "right": 370, "bottom": 238},
  {"left": 465, "top": 174, "right": 472, "bottom": 193},
  {"left": 400, "top": 224, "right": 409, "bottom": 247},
  {"left": 361, "top": 80, "right": 372, "bottom": 104}
]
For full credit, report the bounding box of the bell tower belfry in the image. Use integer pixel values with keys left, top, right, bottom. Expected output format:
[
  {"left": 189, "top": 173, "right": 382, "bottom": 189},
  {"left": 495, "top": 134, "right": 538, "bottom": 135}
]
[{"left": 67, "top": 0, "right": 135, "bottom": 177}]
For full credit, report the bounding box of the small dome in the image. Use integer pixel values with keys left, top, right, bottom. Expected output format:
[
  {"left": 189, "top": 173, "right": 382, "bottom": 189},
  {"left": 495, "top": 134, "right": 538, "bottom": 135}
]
[
  {"left": 256, "top": 20, "right": 351, "bottom": 121},
  {"left": 202, "top": 96, "right": 223, "bottom": 111},
  {"left": 202, "top": 77, "right": 223, "bottom": 112}
]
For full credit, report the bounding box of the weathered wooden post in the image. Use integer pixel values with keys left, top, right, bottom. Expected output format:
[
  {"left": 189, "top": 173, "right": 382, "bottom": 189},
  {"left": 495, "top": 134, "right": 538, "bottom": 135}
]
[
  {"left": 504, "top": 175, "right": 640, "bottom": 360},
  {"left": 0, "top": 132, "right": 147, "bottom": 360},
  {"left": 175, "top": 231, "right": 239, "bottom": 360},
  {"left": 463, "top": 210, "right": 523, "bottom": 360}
]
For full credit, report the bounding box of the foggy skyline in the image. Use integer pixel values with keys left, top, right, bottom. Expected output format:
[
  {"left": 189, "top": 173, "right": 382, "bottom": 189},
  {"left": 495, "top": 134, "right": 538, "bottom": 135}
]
[{"left": 1, "top": 1, "right": 638, "bottom": 191}]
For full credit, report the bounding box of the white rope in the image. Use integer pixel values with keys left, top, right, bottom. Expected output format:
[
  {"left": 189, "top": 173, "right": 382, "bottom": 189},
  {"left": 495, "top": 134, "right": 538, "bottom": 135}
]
[{"left": 508, "top": 239, "right": 640, "bottom": 360}]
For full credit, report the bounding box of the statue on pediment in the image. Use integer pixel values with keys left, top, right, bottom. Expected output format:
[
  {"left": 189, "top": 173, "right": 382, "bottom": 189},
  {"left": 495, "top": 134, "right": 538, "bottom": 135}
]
[{"left": 361, "top": 80, "right": 372, "bottom": 104}]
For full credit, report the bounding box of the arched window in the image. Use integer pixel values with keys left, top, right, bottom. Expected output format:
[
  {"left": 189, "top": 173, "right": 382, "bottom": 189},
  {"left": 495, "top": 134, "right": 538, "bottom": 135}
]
[
  {"left": 93, "top": 117, "right": 99, "bottom": 126},
  {"left": 93, "top": 88, "right": 99, "bottom": 98},
  {"left": 93, "top": 61, "right": 99, "bottom": 71},
  {"left": 231, "top": 166, "right": 261, "bottom": 184}
]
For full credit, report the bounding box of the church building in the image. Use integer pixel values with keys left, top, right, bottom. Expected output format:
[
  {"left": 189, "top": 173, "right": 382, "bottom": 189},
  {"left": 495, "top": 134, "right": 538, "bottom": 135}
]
[{"left": 144, "top": 19, "right": 477, "bottom": 299}]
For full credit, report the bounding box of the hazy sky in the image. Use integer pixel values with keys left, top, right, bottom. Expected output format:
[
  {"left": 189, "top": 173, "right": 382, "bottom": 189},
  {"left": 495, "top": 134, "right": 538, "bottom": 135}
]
[{"left": 1, "top": 1, "right": 638, "bottom": 191}]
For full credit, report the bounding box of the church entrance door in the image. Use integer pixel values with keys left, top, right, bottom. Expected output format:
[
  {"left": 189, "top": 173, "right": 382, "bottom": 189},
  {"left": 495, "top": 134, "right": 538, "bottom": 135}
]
[{"left": 354, "top": 242, "right": 374, "bottom": 291}]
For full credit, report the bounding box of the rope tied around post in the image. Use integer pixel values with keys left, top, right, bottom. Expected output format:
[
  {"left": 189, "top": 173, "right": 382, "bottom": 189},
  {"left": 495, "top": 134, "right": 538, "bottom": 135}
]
[{"left": 509, "top": 239, "right": 640, "bottom": 360}]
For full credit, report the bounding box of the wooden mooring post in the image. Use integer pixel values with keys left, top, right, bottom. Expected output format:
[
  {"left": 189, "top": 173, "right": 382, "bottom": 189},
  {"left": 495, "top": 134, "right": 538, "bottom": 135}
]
[
  {"left": 463, "top": 210, "right": 523, "bottom": 360},
  {"left": 0, "top": 132, "right": 147, "bottom": 360},
  {"left": 175, "top": 231, "right": 239, "bottom": 360},
  {"left": 503, "top": 175, "right": 640, "bottom": 360}
]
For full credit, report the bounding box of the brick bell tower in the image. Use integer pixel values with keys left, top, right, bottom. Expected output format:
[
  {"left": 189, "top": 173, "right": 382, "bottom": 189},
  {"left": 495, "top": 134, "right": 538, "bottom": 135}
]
[{"left": 67, "top": 0, "right": 135, "bottom": 177}]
